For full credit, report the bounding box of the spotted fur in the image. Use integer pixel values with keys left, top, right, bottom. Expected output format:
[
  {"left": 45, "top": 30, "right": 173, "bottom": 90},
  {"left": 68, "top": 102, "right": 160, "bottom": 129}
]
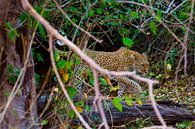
[{"left": 84, "top": 47, "right": 149, "bottom": 96}]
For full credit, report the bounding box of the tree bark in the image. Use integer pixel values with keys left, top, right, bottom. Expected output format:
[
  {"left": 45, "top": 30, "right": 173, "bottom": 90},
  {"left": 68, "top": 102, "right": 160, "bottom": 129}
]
[
  {"left": 81, "top": 100, "right": 195, "bottom": 126},
  {"left": 0, "top": 0, "right": 39, "bottom": 128}
]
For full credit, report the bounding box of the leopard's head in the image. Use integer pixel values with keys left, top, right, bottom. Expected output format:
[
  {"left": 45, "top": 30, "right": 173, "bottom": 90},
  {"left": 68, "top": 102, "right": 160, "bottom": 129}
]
[
  {"left": 120, "top": 47, "right": 149, "bottom": 75},
  {"left": 133, "top": 53, "right": 149, "bottom": 75}
]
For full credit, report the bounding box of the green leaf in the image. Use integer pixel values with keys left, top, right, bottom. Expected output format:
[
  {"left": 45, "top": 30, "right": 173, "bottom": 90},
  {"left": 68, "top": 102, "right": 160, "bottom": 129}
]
[
  {"left": 89, "top": 76, "right": 94, "bottom": 86},
  {"left": 5, "top": 22, "right": 19, "bottom": 42},
  {"left": 112, "top": 97, "right": 122, "bottom": 112},
  {"left": 156, "top": 10, "right": 162, "bottom": 22},
  {"left": 97, "top": 8, "right": 102, "bottom": 14},
  {"left": 65, "top": 61, "right": 73, "bottom": 70},
  {"left": 67, "top": 86, "right": 77, "bottom": 99},
  {"left": 75, "top": 57, "right": 81, "bottom": 65},
  {"left": 38, "top": 24, "right": 46, "bottom": 39},
  {"left": 42, "top": 119, "right": 48, "bottom": 125},
  {"left": 89, "top": 10, "right": 94, "bottom": 17},
  {"left": 19, "top": 12, "right": 28, "bottom": 22},
  {"left": 3, "top": 91, "right": 11, "bottom": 97},
  {"left": 54, "top": 51, "right": 60, "bottom": 62},
  {"left": 119, "top": 14, "right": 124, "bottom": 20},
  {"left": 57, "top": 60, "right": 66, "bottom": 69},
  {"left": 35, "top": 73, "right": 40, "bottom": 86},
  {"left": 69, "top": 7, "right": 77, "bottom": 12},
  {"left": 36, "top": 53, "right": 44, "bottom": 62},
  {"left": 99, "top": 77, "right": 107, "bottom": 85},
  {"left": 78, "top": 100, "right": 85, "bottom": 106},
  {"left": 136, "top": 99, "right": 143, "bottom": 106},
  {"left": 85, "top": 105, "right": 92, "bottom": 112},
  {"left": 125, "top": 97, "right": 133, "bottom": 107},
  {"left": 69, "top": 110, "right": 75, "bottom": 119},
  {"left": 176, "top": 120, "right": 193, "bottom": 129},
  {"left": 122, "top": 38, "right": 134, "bottom": 49},
  {"left": 149, "top": 21, "right": 157, "bottom": 35},
  {"left": 131, "top": 11, "right": 139, "bottom": 19},
  {"left": 5, "top": 22, "right": 14, "bottom": 30},
  {"left": 179, "top": 12, "right": 188, "bottom": 21}
]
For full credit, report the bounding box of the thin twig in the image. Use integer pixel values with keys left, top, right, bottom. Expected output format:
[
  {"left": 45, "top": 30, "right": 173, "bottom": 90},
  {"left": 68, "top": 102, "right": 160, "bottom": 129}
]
[
  {"left": 53, "top": 0, "right": 102, "bottom": 43},
  {"left": 93, "top": 69, "right": 109, "bottom": 129},
  {"left": 183, "top": 0, "right": 194, "bottom": 76}
]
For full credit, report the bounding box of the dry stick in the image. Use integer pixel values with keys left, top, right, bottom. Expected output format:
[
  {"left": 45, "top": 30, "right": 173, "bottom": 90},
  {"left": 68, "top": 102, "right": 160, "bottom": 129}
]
[
  {"left": 183, "top": 0, "right": 194, "bottom": 76},
  {"left": 48, "top": 35, "right": 91, "bottom": 129},
  {"left": 117, "top": 0, "right": 167, "bottom": 14},
  {"left": 143, "top": 126, "right": 176, "bottom": 129},
  {"left": 53, "top": 0, "right": 102, "bottom": 44},
  {"left": 148, "top": 81, "right": 166, "bottom": 128},
  {"left": 92, "top": 69, "right": 109, "bottom": 129},
  {"left": 128, "top": 1, "right": 167, "bottom": 127},
  {"left": 130, "top": 75, "right": 165, "bottom": 127}
]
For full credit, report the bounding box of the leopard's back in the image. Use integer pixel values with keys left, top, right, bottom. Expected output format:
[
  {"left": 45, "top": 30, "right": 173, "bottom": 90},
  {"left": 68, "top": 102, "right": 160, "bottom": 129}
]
[{"left": 85, "top": 47, "right": 149, "bottom": 74}]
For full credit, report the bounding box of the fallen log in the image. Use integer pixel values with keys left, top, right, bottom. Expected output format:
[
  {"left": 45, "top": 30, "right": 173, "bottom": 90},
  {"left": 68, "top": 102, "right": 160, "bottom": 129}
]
[{"left": 80, "top": 100, "right": 195, "bottom": 125}]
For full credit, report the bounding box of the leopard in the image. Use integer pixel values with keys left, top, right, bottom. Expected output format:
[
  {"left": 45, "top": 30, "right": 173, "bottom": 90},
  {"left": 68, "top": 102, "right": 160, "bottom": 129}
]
[{"left": 83, "top": 47, "right": 149, "bottom": 97}]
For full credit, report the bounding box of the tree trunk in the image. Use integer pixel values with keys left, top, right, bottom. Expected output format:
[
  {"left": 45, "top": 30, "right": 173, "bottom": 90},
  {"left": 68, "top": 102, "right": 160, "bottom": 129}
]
[{"left": 0, "top": 0, "right": 39, "bottom": 128}]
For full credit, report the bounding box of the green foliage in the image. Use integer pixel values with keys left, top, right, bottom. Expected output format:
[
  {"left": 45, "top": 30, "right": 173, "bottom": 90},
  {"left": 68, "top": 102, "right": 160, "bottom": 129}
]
[
  {"left": 19, "top": 12, "right": 29, "bottom": 22},
  {"left": 35, "top": 73, "right": 41, "bottom": 86},
  {"left": 69, "top": 110, "right": 75, "bottom": 119},
  {"left": 41, "top": 119, "right": 48, "bottom": 125},
  {"left": 176, "top": 121, "right": 193, "bottom": 129},
  {"left": 122, "top": 38, "right": 134, "bottom": 49},
  {"left": 89, "top": 9, "right": 95, "bottom": 17},
  {"left": 149, "top": 21, "right": 157, "bottom": 35},
  {"left": 36, "top": 53, "right": 44, "bottom": 62},
  {"left": 65, "top": 61, "right": 73, "bottom": 70},
  {"left": 166, "top": 48, "right": 177, "bottom": 66},
  {"left": 99, "top": 77, "right": 108, "bottom": 86},
  {"left": 112, "top": 97, "right": 122, "bottom": 112},
  {"left": 67, "top": 86, "right": 77, "bottom": 99},
  {"left": 155, "top": 9, "right": 162, "bottom": 22},
  {"left": 125, "top": 97, "right": 133, "bottom": 106},
  {"left": 3, "top": 91, "right": 11, "bottom": 97},
  {"left": 7, "top": 64, "right": 21, "bottom": 85},
  {"left": 5, "top": 22, "right": 19, "bottom": 42},
  {"left": 38, "top": 24, "right": 46, "bottom": 39},
  {"left": 57, "top": 60, "right": 66, "bottom": 69},
  {"left": 54, "top": 51, "right": 61, "bottom": 62},
  {"left": 130, "top": 11, "right": 139, "bottom": 19}
]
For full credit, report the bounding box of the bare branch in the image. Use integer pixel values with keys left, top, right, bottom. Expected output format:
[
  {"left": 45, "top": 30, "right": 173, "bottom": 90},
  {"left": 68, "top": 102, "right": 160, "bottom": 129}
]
[
  {"left": 48, "top": 35, "right": 91, "bottom": 129},
  {"left": 92, "top": 69, "right": 109, "bottom": 129},
  {"left": 183, "top": 0, "right": 194, "bottom": 76},
  {"left": 53, "top": 0, "right": 102, "bottom": 44}
]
